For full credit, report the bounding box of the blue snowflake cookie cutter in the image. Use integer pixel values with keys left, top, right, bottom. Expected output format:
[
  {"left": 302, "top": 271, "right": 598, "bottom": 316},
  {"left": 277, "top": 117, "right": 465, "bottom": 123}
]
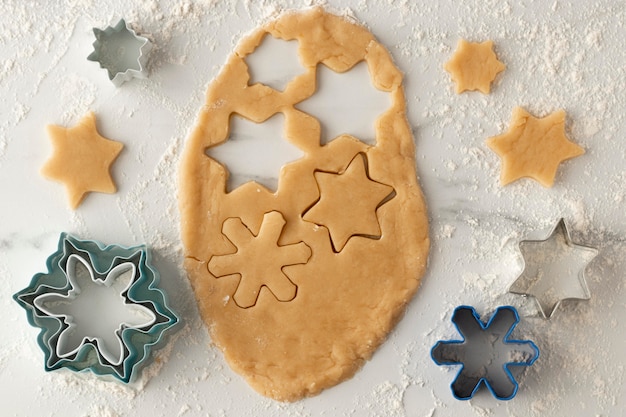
[
  {"left": 13, "top": 233, "right": 179, "bottom": 383},
  {"left": 431, "top": 305, "right": 539, "bottom": 400}
]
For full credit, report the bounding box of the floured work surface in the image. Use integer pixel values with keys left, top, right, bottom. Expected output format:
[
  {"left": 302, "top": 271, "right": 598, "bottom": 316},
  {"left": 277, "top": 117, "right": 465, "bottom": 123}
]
[{"left": 179, "top": 7, "right": 429, "bottom": 401}]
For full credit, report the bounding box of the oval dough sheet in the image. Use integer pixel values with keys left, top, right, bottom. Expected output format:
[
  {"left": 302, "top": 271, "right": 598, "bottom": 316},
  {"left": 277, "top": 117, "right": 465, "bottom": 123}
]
[{"left": 179, "top": 7, "right": 430, "bottom": 401}]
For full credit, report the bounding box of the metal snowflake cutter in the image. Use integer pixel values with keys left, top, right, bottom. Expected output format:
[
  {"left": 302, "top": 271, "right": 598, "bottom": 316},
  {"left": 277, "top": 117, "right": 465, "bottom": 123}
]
[
  {"left": 13, "top": 233, "right": 178, "bottom": 383},
  {"left": 431, "top": 305, "right": 539, "bottom": 400},
  {"left": 87, "top": 19, "right": 152, "bottom": 87}
]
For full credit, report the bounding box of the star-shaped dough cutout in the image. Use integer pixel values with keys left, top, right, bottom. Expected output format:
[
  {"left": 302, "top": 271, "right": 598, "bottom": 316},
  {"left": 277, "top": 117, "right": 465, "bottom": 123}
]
[
  {"left": 208, "top": 211, "right": 312, "bottom": 308},
  {"left": 509, "top": 219, "right": 598, "bottom": 319},
  {"left": 444, "top": 39, "right": 505, "bottom": 94},
  {"left": 41, "top": 112, "right": 124, "bottom": 209},
  {"left": 486, "top": 107, "right": 584, "bottom": 187},
  {"left": 302, "top": 153, "right": 395, "bottom": 252}
]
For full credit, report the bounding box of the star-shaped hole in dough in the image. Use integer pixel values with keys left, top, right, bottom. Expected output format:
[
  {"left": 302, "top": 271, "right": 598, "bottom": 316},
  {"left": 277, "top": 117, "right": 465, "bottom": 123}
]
[
  {"left": 41, "top": 112, "right": 124, "bottom": 209},
  {"left": 297, "top": 61, "right": 390, "bottom": 145},
  {"left": 244, "top": 34, "right": 305, "bottom": 91},
  {"left": 302, "top": 153, "right": 395, "bottom": 252},
  {"left": 34, "top": 254, "right": 156, "bottom": 366},
  {"left": 509, "top": 219, "right": 597, "bottom": 319},
  {"left": 444, "top": 39, "right": 505, "bottom": 94},
  {"left": 208, "top": 211, "right": 312, "bottom": 308},
  {"left": 486, "top": 107, "right": 585, "bottom": 187},
  {"left": 206, "top": 113, "right": 303, "bottom": 192}
]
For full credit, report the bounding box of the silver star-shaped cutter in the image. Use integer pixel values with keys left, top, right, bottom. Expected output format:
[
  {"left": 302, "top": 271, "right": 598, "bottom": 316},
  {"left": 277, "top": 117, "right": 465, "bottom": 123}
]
[
  {"left": 509, "top": 219, "right": 598, "bottom": 319},
  {"left": 87, "top": 19, "right": 152, "bottom": 87}
]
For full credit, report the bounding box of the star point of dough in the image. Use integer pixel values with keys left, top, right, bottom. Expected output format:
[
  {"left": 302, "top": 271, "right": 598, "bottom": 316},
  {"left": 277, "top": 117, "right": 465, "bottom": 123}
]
[
  {"left": 208, "top": 211, "right": 312, "bottom": 308},
  {"left": 486, "top": 107, "right": 585, "bottom": 187},
  {"left": 41, "top": 112, "right": 124, "bottom": 209},
  {"left": 303, "top": 154, "right": 395, "bottom": 252},
  {"left": 444, "top": 39, "right": 505, "bottom": 94}
]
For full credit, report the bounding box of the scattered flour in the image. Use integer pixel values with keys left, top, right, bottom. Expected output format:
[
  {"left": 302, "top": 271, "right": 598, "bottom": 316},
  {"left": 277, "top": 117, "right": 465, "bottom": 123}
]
[{"left": 1, "top": 0, "right": 625, "bottom": 416}]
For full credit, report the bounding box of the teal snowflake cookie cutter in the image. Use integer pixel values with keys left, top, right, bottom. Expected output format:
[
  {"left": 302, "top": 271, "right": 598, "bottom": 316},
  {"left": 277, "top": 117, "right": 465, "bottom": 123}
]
[{"left": 13, "top": 233, "right": 179, "bottom": 383}]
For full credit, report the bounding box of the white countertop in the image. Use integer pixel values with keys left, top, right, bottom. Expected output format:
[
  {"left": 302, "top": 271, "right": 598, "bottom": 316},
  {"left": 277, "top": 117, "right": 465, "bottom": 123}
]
[{"left": 1, "top": 0, "right": 625, "bottom": 415}]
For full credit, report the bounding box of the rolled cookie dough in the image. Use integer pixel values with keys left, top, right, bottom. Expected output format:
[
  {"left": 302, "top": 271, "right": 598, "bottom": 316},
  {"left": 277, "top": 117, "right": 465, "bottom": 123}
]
[{"left": 179, "top": 7, "right": 429, "bottom": 401}]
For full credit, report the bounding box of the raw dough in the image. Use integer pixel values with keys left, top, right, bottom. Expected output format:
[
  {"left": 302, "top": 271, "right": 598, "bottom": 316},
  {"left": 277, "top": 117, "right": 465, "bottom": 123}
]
[
  {"left": 208, "top": 211, "right": 312, "bottom": 308},
  {"left": 302, "top": 153, "right": 395, "bottom": 252},
  {"left": 444, "top": 39, "right": 505, "bottom": 94},
  {"left": 179, "top": 7, "right": 429, "bottom": 401},
  {"left": 486, "top": 107, "right": 585, "bottom": 187},
  {"left": 42, "top": 112, "right": 123, "bottom": 209}
]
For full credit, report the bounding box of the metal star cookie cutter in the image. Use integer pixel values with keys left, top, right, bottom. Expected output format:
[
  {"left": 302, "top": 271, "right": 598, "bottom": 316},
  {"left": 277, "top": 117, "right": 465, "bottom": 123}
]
[
  {"left": 431, "top": 305, "right": 539, "bottom": 400},
  {"left": 87, "top": 19, "right": 152, "bottom": 87},
  {"left": 509, "top": 218, "right": 598, "bottom": 319},
  {"left": 13, "top": 233, "right": 179, "bottom": 383}
]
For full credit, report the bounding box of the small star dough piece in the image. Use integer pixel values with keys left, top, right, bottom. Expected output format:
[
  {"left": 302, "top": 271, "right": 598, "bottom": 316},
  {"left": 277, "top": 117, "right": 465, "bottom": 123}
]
[
  {"left": 41, "top": 112, "right": 123, "bottom": 209},
  {"left": 486, "top": 107, "right": 585, "bottom": 187},
  {"left": 444, "top": 39, "right": 505, "bottom": 94},
  {"left": 179, "top": 7, "right": 429, "bottom": 401}
]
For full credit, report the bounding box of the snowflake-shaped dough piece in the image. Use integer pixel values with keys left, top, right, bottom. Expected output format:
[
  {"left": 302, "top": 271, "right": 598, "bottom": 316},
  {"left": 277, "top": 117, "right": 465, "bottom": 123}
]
[
  {"left": 444, "top": 39, "right": 505, "bottom": 94},
  {"left": 486, "top": 107, "right": 585, "bottom": 187},
  {"left": 431, "top": 306, "right": 539, "bottom": 400},
  {"left": 41, "top": 112, "right": 123, "bottom": 209},
  {"left": 208, "top": 211, "right": 312, "bottom": 308},
  {"left": 303, "top": 153, "right": 395, "bottom": 252},
  {"left": 13, "top": 234, "right": 178, "bottom": 383}
]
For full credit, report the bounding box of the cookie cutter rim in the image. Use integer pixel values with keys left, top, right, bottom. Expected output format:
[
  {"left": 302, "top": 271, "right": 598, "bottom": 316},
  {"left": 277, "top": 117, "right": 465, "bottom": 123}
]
[
  {"left": 14, "top": 234, "right": 178, "bottom": 382},
  {"left": 87, "top": 19, "right": 152, "bottom": 87},
  {"left": 13, "top": 233, "right": 179, "bottom": 383},
  {"left": 508, "top": 218, "right": 598, "bottom": 319},
  {"left": 431, "top": 305, "right": 540, "bottom": 401},
  {"left": 33, "top": 254, "right": 157, "bottom": 366}
]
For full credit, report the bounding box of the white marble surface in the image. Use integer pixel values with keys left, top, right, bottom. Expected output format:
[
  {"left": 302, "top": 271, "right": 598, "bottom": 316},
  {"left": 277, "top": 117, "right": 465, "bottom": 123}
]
[{"left": 1, "top": 0, "right": 625, "bottom": 416}]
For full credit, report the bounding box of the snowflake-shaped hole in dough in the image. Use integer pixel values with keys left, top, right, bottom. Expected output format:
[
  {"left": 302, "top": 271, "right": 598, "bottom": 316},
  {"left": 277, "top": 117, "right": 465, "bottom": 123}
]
[
  {"left": 297, "top": 61, "right": 391, "bottom": 145},
  {"left": 245, "top": 34, "right": 305, "bottom": 91},
  {"left": 206, "top": 113, "right": 304, "bottom": 192}
]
